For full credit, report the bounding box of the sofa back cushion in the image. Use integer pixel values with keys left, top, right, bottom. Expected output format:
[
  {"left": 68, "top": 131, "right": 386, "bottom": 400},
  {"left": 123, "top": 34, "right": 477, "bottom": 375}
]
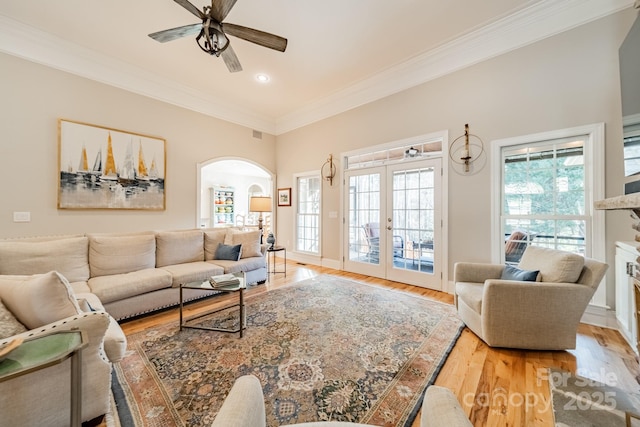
[
  {"left": 518, "top": 245, "right": 585, "bottom": 283},
  {"left": 204, "top": 229, "right": 229, "bottom": 260},
  {"left": 0, "top": 237, "right": 90, "bottom": 283},
  {"left": 224, "top": 229, "right": 262, "bottom": 259},
  {"left": 89, "top": 234, "right": 156, "bottom": 277},
  {"left": 156, "top": 230, "right": 204, "bottom": 267},
  {"left": 0, "top": 271, "right": 81, "bottom": 329}
]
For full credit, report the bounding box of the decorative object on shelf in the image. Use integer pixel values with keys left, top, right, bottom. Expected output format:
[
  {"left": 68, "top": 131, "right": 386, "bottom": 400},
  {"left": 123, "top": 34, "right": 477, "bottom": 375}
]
[
  {"left": 210, "top": 186, "right": 235, "bottom": 226},
  {"left": 277, "top": 188, "right": 291, "bottom": 207},
  {"left": 266, "top": 233, "right": 276, "bottom": 250},
  {"left": 250, "top": 196, "right": 272, "bottom": 243},
  {"left": 321, "top": 154, "right": 337, "bottom": 186},
  {"left": 449, "top": 123, "right": 486, "bottom": 175},
  {"left": 58, "top": 119, "right": 166, "bottom": 210}
]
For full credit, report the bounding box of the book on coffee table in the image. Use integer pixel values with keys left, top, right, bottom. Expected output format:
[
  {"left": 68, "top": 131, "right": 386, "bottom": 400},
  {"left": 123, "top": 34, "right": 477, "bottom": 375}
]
[{"left": 209, "top": 273, "right": 240, "bottom": 288}]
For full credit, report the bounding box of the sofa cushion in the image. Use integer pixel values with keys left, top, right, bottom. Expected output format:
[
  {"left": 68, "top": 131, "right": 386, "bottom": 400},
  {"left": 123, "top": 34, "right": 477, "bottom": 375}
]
[
  {"left": 455, "top": 281, "right": 484, "bottom": 314},
  {"left": 215, "top": 243, "right": 242, "bottom": 261},
  {"left": 0, "top": 237, "right": 90, "bottom": 283},
  {"left": 204, "top": 229, "right": 229, "bottom": 260},
  {"left": 159, "top": 262, "right": 224, "bottom": 287},
  {"left": 156, "top": 230, "right": 204, "bottom": 267},
  {"left": 208, "top": 256, "right": 266, "bottom": 274},
  {"left": 88, "top": 268, "right": 173, "bottom": 304},
  {"left": 225, "top": 230, "right": 262, "bottom": 259},
  {"left": 0, "top": 271, "right": 81, "bottom": 329},
  {"left": 89, "top": 234, "right": 156, "bottom": 277},
  {"left": 518, "top": 246, "right": 584, "bottom": 283},
  {"left": 0, "top": 299, "right": 27, "bottom": 339},
  {"left": 500, "top": 264, "right": 539, "bottom": 282}
]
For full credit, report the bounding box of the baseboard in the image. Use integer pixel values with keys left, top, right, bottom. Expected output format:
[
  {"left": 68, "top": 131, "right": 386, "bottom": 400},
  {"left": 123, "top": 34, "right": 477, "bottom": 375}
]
[
  {"left": 321, "top": 258, "right": 341, "bottom": 270},
  {"left": 581, "top": 304, "right": 617, "bottom": 329}
]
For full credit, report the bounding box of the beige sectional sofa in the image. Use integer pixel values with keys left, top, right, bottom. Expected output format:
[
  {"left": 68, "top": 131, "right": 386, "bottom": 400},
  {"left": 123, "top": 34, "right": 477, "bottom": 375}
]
[
  {"left": 0, "top": 227, "right": 267, "bottom": 321},
  {"left": 0, "top": 227, "right": 266, "bottom": 425}
]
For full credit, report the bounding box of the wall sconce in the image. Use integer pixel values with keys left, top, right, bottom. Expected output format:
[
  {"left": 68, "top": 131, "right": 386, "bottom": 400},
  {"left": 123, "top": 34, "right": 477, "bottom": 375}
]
[
  {"left": 322, "top": 154, "right": 337, "bottom": 186},
  {"left": 449, "top": 123, "right": 485, "bottom": 175}
]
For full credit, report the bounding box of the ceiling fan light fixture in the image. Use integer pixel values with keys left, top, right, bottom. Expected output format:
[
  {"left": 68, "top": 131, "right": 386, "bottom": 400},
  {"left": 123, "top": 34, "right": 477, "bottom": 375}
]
[{"left": 256, "top": 74, "right": 270, "bottom": 83}]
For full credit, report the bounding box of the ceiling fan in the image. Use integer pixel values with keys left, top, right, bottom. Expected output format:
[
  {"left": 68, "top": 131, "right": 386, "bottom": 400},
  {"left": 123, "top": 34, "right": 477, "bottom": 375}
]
[{"left": 149, "top": 0, "right": 287, "bottom": 73}]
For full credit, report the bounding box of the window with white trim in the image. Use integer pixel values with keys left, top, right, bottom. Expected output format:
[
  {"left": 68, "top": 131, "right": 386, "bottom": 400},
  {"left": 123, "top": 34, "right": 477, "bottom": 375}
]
[
  {"left": 296, "top": 174, "right": 321, "bottom": 254},
  {"left": 493, "top": 124, "right": 605, "bottom": 265}
]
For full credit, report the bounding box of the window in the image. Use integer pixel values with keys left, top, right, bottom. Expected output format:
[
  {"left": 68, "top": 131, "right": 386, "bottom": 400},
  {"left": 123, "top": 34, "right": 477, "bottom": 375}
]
[
  {"left": 296, "top": 174, "right": 321, "bottom": 254},
  {"left": 502, "top": 139, "right": 586, "bottom": 261},
  {"left": 492, "top": 124, "right": 605, "bottom": 265}
]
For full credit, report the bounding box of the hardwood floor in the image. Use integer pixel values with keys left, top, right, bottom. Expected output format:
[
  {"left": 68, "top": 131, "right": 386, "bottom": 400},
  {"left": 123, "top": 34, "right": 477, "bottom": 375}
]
[{"left": 118, "top": 260, "right": 640, "bottom": 426}]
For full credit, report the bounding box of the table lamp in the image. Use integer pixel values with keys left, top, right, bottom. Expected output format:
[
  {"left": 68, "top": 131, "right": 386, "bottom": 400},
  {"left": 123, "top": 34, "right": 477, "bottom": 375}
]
[{"left": 249, "top": 196, "right": 272, "bottom": 243}]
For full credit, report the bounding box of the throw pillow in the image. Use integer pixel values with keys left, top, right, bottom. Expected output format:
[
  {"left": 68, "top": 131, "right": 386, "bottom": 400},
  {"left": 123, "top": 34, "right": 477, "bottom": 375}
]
[
  {"left": 224, "top": 230, "right": 262, "bottom": 259},
  {"left": 214, "top": 243, "right": 243, "bottom": 261},
  {"left": 518, "top": 245, "right": 584, "bottom": 283},
  {"left": 0, "top": 271, "right": 81, "bottom": 329},
  {"left": 501, "top": 264, "right": 540, "bottom": 282},
  {"left": 0, "top": 299, "right": 27, "bottom": 339}
]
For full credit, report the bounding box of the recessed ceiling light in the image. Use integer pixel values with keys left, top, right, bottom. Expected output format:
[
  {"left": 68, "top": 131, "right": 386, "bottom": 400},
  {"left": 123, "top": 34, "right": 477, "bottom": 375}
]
[{"left": 256, "top": 74, "right": 270, "bottom": 83}]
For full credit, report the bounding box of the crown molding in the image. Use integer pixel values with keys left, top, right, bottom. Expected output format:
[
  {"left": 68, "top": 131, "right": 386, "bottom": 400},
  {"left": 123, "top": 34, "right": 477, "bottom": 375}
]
[
  {"left": 276, "top": 0, "right": 634, "bottom": 134},
  {"left": 0, "top": 0, "right": 634, "bottom": 136},
  {"left": 0, "top": 14, "right": 276, "bottom": 134}
]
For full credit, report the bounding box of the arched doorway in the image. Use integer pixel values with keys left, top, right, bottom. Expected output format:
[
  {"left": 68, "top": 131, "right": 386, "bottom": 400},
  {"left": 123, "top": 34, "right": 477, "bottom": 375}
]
[{"left": 197, "top": 158, "right": 274, "bottom": 231}]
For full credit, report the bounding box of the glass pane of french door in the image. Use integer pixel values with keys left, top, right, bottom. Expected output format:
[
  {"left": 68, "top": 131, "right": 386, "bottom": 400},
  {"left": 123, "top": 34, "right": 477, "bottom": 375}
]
[
  {"left": 343, "top": 159, "right": 441, "bottom": 290},
  {"left": 386, "top": 159, "right": 441, "bottom": 289},
  {"left": 344, "top": 167, "right": 386, "bottom": 278}
]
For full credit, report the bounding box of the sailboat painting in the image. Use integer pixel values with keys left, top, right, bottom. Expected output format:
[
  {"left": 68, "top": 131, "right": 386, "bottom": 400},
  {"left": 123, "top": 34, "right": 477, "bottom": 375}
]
[{"left": 58, "top": 119, "right": 166, "bottom": 210}]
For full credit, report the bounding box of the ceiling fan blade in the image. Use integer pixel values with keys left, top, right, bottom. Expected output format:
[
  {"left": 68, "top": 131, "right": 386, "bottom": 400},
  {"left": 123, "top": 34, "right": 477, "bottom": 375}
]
[
  {"left": 173, "top": 0, "right": 205, "bottom": 19},
  {"left": 222, "top": 23, "right": 287, "bottom": 52},
  {"left": 209, "top": 0, "right": 238, "bottom": 23},
  {"left": 221, "top": 44, "right": 242, "bottom": 72},
  {"left": 149, "top": 23, "right": 203, "bottom": 43}
]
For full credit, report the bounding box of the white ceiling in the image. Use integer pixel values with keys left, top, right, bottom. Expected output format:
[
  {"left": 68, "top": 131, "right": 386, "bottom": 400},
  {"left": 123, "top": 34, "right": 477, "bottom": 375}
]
[{"left": 0, "top": 0, "right": 634, "bottom": 135}]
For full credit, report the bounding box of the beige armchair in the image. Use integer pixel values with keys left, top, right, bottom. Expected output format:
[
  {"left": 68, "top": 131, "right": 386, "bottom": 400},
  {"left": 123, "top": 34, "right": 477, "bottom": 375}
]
[
  {"left": 0, "top": 272, "right": 127, "bottom": 426},
  {"left": 454, "top": 246, "right": 608, "bottom": 350},
  {"left": 211, "top": 374, "right": 472, "bottom": 427}
]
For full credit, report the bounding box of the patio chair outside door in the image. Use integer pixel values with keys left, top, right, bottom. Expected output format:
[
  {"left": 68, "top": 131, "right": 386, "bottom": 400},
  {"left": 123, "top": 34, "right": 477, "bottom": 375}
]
[{"left": 343, "top": 158, "right": 442, "bottom": 290}]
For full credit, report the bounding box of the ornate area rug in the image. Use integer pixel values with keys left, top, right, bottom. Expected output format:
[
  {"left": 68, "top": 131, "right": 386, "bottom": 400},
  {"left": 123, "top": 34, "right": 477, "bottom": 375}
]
[
  {"left": 550, "top": 368, "right": 640, "bottom": 426},
  {"left": 113, "top": 275, "right": 463, "bottom": 427}
]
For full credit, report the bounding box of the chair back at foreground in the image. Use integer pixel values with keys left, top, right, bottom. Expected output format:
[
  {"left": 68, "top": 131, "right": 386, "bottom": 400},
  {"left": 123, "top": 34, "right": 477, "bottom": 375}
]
[{"left": 212, "top": 375, "right": 472, "bottom": 426}]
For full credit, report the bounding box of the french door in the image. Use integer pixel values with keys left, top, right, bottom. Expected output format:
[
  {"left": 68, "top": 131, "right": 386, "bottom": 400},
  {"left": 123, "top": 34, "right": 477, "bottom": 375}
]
[{"left": 343, "top": 158, "right": 442, "bottom": 290}]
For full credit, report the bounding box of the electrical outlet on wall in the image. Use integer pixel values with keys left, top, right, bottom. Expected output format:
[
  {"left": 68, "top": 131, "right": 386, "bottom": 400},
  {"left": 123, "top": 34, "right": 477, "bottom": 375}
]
[{"left": 13, "top": 212, "right": 30, "bottom": 222}]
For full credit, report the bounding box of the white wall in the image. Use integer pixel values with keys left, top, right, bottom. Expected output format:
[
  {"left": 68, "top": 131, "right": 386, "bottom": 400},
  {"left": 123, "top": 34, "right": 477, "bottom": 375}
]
[
  {"left": 274, "top": 9, "right": 638, "bottom": 308},
  {"left": 0, "top": 52, "right": 276, "bottom": 237}
]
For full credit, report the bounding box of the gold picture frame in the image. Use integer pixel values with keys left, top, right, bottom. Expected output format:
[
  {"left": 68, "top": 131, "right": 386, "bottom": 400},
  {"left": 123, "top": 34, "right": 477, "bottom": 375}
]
[{"left": 58, "top": 119, "right": 166, "bottom": 210}]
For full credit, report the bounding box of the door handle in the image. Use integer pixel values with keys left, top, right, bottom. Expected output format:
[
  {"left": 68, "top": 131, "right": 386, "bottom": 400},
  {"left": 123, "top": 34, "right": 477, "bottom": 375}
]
[{"left": 387, "top": 226, "right": 392, "bottom": 230}]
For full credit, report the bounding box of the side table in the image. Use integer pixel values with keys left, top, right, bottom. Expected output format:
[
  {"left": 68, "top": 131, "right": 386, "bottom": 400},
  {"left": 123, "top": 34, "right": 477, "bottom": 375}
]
[
  {"left": 267, "top": 246, "right": 286, "bottom": 281},
  {"left": 0, "top": 330, "right": 87, "bottom": 427}
]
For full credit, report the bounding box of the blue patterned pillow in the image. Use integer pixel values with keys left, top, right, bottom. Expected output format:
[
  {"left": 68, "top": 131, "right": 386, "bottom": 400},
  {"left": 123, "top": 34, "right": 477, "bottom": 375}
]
[
  {"left": 214, "top": 243, "right": 242, "bottom": 261},
  {"left": 501, "top": 264, "right": 539, "bottom": 282}
]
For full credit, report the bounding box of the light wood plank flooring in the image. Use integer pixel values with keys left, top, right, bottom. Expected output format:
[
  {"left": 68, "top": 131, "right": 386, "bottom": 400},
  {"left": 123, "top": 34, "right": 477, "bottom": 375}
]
[{"left": 118, "top": 260, "right": 640, "bottom": 426}]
